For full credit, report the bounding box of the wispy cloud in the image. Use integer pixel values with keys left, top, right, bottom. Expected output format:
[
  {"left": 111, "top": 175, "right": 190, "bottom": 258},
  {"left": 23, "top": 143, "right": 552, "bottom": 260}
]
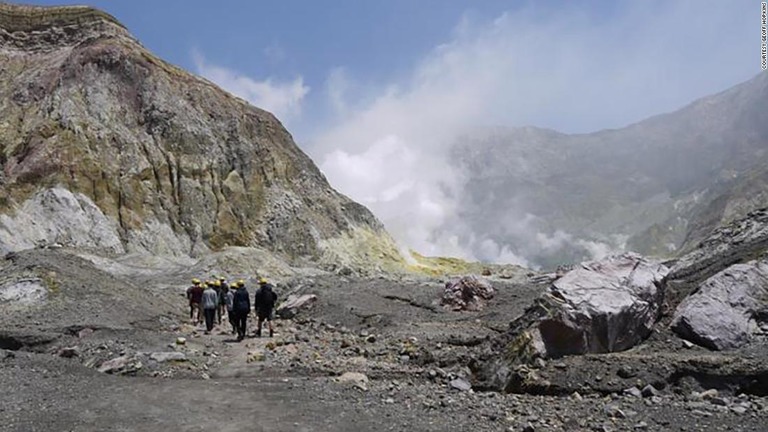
[
  {"left": 192, "top": 51, "right": 309, "bottom": 124},
  {"left": 310, "top": 1, "right": 756, "bottom": 266},
  {"left": 262, "top": 41, "right": 286, "bottom": 65},
  {"left": 324, "top": 67, "right": 352, "bottom": 118}
]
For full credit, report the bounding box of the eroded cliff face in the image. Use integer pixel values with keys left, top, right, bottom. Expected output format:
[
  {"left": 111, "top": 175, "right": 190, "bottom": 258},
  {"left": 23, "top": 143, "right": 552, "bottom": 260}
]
[{"left": 0, "top": 4, "right": 405, "bottom": 272}]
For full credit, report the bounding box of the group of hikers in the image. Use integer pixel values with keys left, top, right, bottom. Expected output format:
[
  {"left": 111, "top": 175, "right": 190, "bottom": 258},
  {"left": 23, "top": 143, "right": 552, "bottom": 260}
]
[{"left": 185, "top": 276, "right": 278, "bottom": 341}]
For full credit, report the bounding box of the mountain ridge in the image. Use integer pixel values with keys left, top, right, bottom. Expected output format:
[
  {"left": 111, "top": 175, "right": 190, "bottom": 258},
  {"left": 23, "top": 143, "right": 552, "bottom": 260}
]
[
  {"left": 451, "top": 72, "right": 768, "bottom": 267},
  {"left": 0, "top": 2, "right": 407, "bottom": 274},
  {"left": 0, "top": 2, "right": 124, "bottom": 31}
]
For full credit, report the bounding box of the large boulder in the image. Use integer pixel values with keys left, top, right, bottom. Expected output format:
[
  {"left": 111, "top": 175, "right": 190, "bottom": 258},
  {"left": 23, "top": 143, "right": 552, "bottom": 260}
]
[
  {"left": 663, "top": 208, "right": 768, "bottom": 311},
  {"left": 276, "top": 294, "right": 318, "bottom": 319},
  {"left": 540, "top": 253, "right": 669, "bottom": 356},
  {"left": 441, "top": 275, "right": 495, "bottom": 311},
  {"left": 472, "top": 253, "right": 669, "bottom": 392},
  {"left": 671, "top": 259, "right": 768, "bottom": 350}
]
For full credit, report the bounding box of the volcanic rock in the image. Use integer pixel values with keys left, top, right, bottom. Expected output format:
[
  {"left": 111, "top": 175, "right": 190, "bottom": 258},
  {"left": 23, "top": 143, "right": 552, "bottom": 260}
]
[
  {"left": 539, "top": 253, "right": 668, "bottom": 356},
  {"left": 641, "top": 384, "right": 661, "bottom": 398},
  {"left": 276, "top": 294, "right": 318, "bottom": 319},
  {"left": 149, "top": 352, "right": 187, "bottom": 363},
  {"left": 336, "top": 372, "right": 369, "bottom": 391},
  {"left": 671, "top": 259, "right": 768, "bottom": 350},
  {"left": 449, "top": 378, "right": 472, "bottom": 392},
  {"left": 663, "top": 208, "right": 768, "bottom": 310},
  {"left": 97, "top": 355, "right": 130, "bottom": 374},
  {"left": 58, "top": 346, "right": 81, "bottom": 358},
  {"left": 0, "top": 278, "right": 47, "bottom": 305},
  {"left": 472, "top": 253, "right": 668, "bottom": 392},
  {"left": 441, "top": 275, "right": 495, "bottom": 311}
]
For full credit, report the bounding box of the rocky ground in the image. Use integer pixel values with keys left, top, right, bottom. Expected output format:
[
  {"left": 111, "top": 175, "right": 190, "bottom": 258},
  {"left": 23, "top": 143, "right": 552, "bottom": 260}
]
[{"left": 1, "top": 249, "right": 767, "bottom": 431}]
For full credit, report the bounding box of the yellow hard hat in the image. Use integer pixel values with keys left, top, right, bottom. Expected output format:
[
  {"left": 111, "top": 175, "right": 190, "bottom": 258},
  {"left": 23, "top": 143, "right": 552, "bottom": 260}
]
[
  {"left": 206, "top": 280, "right": 214, "bottom": 286},
  {"left": 258, "top": 277, "right": 267, "bottom": 284},
  {"left": 214, "top": 280, "right": 221, "bottom": 287},
  {"left": 219, "top": 276, "right": 226, "bottom": 282},
  {"left": 237, "top": 279, "right": 245, "bottom": 286},
  {"left": 192, "top": 278, "right": 200, "bottom": 285}
]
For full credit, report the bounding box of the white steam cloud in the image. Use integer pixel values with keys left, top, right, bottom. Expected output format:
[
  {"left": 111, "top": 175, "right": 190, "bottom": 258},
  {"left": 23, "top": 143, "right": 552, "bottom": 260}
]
[
  {"left": 192, "top": 2, "right": 756, "bottom": 267},
  {"left": 309, "top": 1, "right": 755, "bottom": 267},
  {"left": 193, "top": 52, "right": 309, "bottom": 125}
]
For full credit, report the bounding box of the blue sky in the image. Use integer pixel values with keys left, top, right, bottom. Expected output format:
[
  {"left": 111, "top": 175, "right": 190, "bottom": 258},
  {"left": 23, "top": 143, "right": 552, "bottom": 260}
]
[
  {"left": 58, "top": 1, "right": 506, "bottom": 81},
  {"left": 22, "top": 0, "right": 714, "bottom": 138},
  {"left": 27, "top": 1, "right": 524, "bottom": 123},
  {"left": 23, "top": 0, "right": 765, "bottom": 261}
]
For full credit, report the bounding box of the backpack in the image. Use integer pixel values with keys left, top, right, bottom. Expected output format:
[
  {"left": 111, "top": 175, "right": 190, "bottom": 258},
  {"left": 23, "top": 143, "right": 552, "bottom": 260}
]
[{"left": 255, "top": 284, "right": 277, "bottom": 310}]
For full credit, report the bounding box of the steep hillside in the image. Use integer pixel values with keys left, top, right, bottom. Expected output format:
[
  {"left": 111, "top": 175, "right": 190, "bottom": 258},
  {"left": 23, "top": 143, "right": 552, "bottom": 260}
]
[
  {"left": 451, "top": 73, "right": 768, "bottom": 267},
  {"left": 0, "top": 3, "right": 405, "bottom": 272}
]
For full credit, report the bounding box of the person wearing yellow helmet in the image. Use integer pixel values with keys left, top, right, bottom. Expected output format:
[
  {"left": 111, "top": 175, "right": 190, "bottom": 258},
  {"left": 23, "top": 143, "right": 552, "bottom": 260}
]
[
  {"left": 213, "top": 279, "right": 226, "bottom": 325},
  {"left": 201, "top": 280, "right": 219, "bottom": 334},
  {"left": 187, "top": 278, "right": 204, "bottom": 324},
  {"left": 231, "top": 279, "right": 251, "bottom": 341},
  {"left": 253, "top": 277, "right": 278, "bottom": 337},
  {"left": 223, "top": 280, "right": 236, "bottom": 334},
  {"left": 219, "top": 276, "right": 230, "bottom": 324}
]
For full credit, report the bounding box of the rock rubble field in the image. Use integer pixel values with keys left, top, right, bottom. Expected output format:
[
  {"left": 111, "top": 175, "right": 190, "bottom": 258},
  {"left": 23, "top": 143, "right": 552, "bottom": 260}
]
[{"left": 2, "top": 213, "right": 768, "bottom": 431}]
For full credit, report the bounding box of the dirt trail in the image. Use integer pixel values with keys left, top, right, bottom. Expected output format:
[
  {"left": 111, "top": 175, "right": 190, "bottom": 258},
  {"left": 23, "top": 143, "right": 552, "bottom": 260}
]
[{"left": 0, "top": 353, "right": 381, "bottom": 432}]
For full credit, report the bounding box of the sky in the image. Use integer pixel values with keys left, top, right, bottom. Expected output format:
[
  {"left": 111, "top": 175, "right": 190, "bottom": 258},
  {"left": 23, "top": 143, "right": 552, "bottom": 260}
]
[{"left": 25, "top": 0, "right": 765, "bottom": 263}]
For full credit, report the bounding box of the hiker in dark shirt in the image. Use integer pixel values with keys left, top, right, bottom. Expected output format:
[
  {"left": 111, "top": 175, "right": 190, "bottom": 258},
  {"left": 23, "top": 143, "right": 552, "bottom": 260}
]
[
  {"left": 186, "top": 279, "right": 201, "bottom": 320},
  {"left": 253, "top": 277, "right": 278, "bottom": 337},
  {"left": 232, "top": 280, "right": 251, "bottom": 341},
  {"left": 188, "top": 279, "right": 204, "bottom": 325},
  {"left": 218, "top": 276, "right": 229, "bottom": 325}
]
